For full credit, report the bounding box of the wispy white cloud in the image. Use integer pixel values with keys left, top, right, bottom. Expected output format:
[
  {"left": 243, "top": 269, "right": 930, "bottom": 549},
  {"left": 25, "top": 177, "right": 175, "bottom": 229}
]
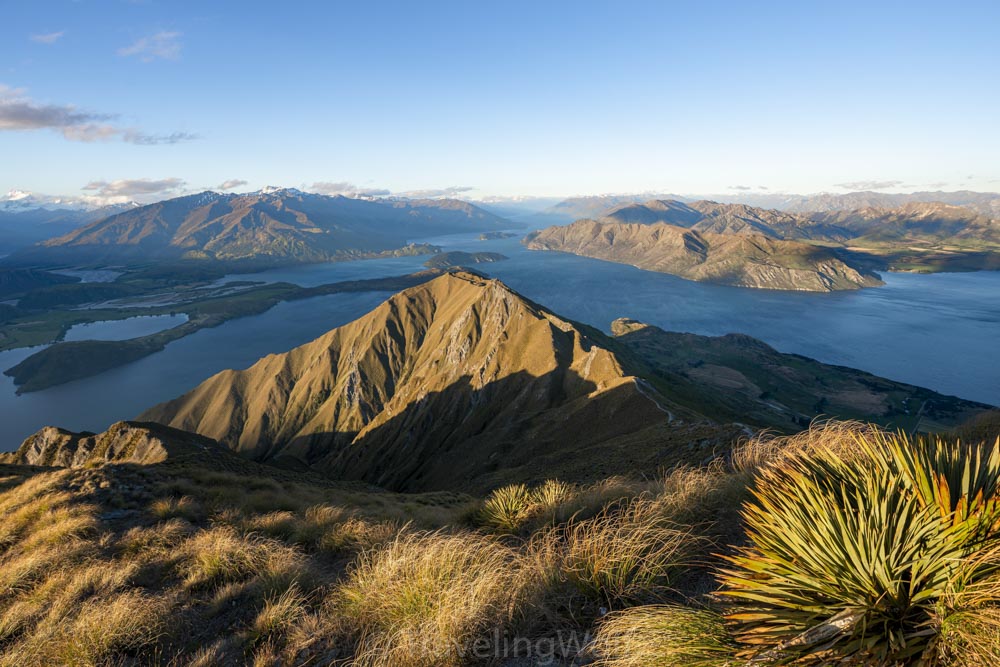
[
  {"left": 0, "top": 84, "right": 197, "bottom": 144},
  {"left": 398, "top": 185, "right": 475, "bottom": 198},
  {"left": 307, "top": 182, "right": 476, "bottom": 199},
  {"left": 30, "top": 31, "right": 65, "bottom": 45},
  {"left": 82, "top": 178, "right": 185, "bottom": 198},
  {"left": 216, "top": 179, "right": 248, "bottom": 191},
  {"left": 122, "top": 129, "right": 199, "bottom": 145},
  {"left": 118, "top": 31, "right": 182, "bottom": 62},
  {"left": 308, "top": 181, "right": 392, "bottom": 197},
  {"left": 834, "top": 180, "right": 905, "bottom": 191}
]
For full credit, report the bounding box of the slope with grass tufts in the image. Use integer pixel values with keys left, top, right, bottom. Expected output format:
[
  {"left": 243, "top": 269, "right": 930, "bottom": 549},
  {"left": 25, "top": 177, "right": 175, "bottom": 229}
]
[{"left": 0, "top": 421, "right": 997, "bottom": 664}]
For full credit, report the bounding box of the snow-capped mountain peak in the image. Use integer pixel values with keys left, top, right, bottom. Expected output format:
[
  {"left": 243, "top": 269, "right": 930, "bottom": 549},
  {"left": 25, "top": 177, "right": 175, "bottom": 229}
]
[{"left": 0, "top": 190, "right": 141, "bottom": 213}]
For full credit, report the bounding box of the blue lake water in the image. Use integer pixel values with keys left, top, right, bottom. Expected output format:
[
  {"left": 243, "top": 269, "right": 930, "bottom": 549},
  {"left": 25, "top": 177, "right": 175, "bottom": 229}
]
[
  {"left": 0, "top": 231, "right": 998, "bottom": 450},
  {"left": 63, "top": 314, "right": 190, "bottom": 342},
  {"left": 51, "top": 268, "right": 124, "bottom": 283}
]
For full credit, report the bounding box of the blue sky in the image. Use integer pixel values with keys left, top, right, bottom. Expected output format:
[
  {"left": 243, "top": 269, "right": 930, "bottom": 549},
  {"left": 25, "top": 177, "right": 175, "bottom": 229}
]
[{"left": 2, "top": 0, "right": 999, "bottom": 203}]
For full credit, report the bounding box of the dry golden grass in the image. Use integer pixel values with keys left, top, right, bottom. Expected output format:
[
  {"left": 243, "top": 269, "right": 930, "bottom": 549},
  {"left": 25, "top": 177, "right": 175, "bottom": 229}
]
[
  {"left": 334, "top": 530, "right": 535, "bottom": 667},
  {"left": 0, "top": 583, "right": 168, "bottom": 667},
  {"left": 179, "top": 525, "right": 312, "bottom": 595},
  {"left": 589, "top": 604, "right": 737, "bottom": 667},
  {"left": 479, "top": 476, "right": 655, "bottom": 535},
  {"left": 3, "top": 418, "right": 994, "bottom": 666},
  {"left": 534, "top": 498, "right": 700, "bottom": 608},
  {"left": 149, "top": 494, "right": 203, "bottom": 522},
  {"left": 730, "top": 418, "right": 879, "bottom": 472},
  {"left": 252, "top": 584, "right": 309, "bottom": 640},
  {"left": 937, "top": 545, "right": 1000, "bottom": 665}
]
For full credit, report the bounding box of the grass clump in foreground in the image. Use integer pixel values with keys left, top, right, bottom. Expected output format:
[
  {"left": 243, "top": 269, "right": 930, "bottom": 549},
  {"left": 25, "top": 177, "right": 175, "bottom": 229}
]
[
  {"left": 718, "top": 430, "right": 1000, "bottom": 664},
  {"left": 334, "top": 530, "right": 537, "bottom": 667},
  {"left": 0, "top": 421, "right": 998, "bottom": 666},
  {"left": 590, "top": 605, "right": 737, "bottom": 667}
]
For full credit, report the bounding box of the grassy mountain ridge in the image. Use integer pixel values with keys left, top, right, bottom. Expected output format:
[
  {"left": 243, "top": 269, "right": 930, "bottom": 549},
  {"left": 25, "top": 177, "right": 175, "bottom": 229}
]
[{"left": 140, "top": 271, "right": 732, "bottom": 492}]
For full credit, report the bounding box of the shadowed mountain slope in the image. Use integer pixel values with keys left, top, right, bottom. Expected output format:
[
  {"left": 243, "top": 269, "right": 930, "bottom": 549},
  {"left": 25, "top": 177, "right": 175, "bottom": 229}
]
[{"left": 140, "top": 271, "right": 733, "bottom": 492}]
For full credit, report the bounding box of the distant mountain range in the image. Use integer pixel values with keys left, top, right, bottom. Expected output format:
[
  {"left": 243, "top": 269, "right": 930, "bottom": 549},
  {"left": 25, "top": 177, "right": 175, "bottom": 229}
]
[
  {"left": 0, "top": 193, "right": 140, "bottom": 253},
  {"left": 808, "top": 202, "right": 1000, "bottom": 245},
  {"left": 525, "top": 199, "right": 1000, "bottom": 290},
  {"left": 8, "top": 189, "right": 508, "bottom": 265},
  {"left": 597, "top": 199, "right": 1000, "bottom": 243},
  {"left": 537, "top": 190, "right": 1000, "bottom": 222},
  {"left": 781, "top": 190, "right": 1000, "bottom": 217},
  {"left": 133, "top": 272, "right": 987, "bottom": 491}
]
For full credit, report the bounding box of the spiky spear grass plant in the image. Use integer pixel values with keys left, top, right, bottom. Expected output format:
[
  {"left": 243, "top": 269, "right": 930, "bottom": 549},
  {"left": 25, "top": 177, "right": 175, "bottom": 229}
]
[
  {"left": 479, "top": 483, "right": 535, "bottom": 532},
  {"left": 719, "top": 431, "right": 1000, "bottom": 665}
]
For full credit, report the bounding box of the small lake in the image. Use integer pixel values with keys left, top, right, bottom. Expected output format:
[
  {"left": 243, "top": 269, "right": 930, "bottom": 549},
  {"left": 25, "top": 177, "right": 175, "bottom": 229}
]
[
  {"left": 63, "top": 314, "right": 189, "bottom": 342},
  {"left": 51, "top": 268, "right": 124, "bottom": 283},
  {"left": 0, "top": 230, "right": 998, "bottom": 450}
]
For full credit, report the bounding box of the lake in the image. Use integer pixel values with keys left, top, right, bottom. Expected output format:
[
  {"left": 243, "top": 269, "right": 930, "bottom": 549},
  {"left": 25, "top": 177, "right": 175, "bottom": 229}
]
[
  {"left": 1, "top": 231, "right": 998, "bottom": 450},
  {"left": 63, "top": 314, "right": 190, "bottom": 342}
]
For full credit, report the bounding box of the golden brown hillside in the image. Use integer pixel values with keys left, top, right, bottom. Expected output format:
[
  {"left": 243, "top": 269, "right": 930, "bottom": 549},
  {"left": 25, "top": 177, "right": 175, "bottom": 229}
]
[
  {"left": 524, "top": 219, "right": 882, "bottom": 291},
  {"left": 141, "top": 271, "right": 733, "bottom": 492}
]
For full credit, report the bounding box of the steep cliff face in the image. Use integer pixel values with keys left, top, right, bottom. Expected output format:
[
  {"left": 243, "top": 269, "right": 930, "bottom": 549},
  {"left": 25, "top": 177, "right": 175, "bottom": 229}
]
[
  {"left": 141, "top": 272, "right": 728, "bottom": 492},
  {"left": 2, "top": 421, "right": 223, "bottom": 468},
  {"left": 525, "top": 220, "right": 882, "bottom": 292}
]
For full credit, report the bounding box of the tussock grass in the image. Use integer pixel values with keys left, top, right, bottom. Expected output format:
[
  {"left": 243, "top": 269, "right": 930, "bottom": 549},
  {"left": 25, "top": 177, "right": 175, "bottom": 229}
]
[
  {"left": 253, "top": 584, "right": 309, "bottom": 640},
  {"left": 334, "top": 530, "right": 534, "bottom": 667},
  {"left": 119, "top": 517, "right": 192, "bottom": 555},
  {"left": 242, "top": 503, "right": 400, "bottom": 556},
  {"left": 0, "top": 585, "right": 167, "bottom": 667},
  {"left": 3, "top": 419, "right": 996, "bottom": 666},
  {"left": 730, "top": 418, "right": 879, "bottom": 472},
  {"left": 479, "top": 476, "right": 653, "bottom": 534},
  {"left": 938, "top": 545, "right": 1000, "bottom": 665},
  {"left": 150, "top": 494, "right": 203, "bottom": 522},
  {"left": 590, "top": 605, "right": 737, "bottom": 666},
  {"left": 536, "top": 498, "right": 700, "bottom": 608},
  {"left": 180, "top": 526, "right": 311, "bottom": 593},
  {"left": 53, "top": 590, "right": 167, "bottom": 665}
]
